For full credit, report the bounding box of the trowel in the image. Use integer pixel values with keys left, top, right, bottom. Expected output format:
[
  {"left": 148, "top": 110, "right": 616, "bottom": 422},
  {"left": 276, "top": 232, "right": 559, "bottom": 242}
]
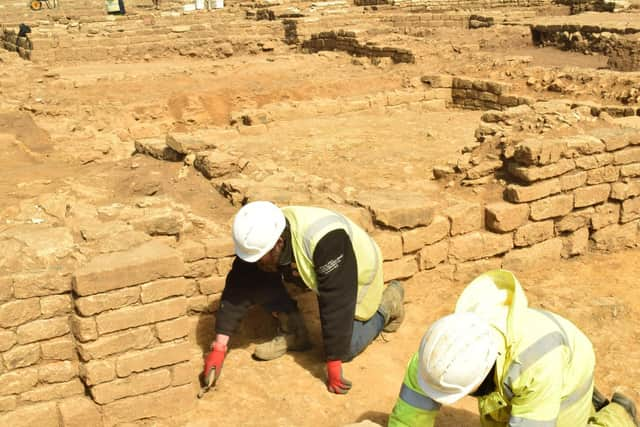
[{"left": 197, "top": 368, "right": 217, "bottom": 399}]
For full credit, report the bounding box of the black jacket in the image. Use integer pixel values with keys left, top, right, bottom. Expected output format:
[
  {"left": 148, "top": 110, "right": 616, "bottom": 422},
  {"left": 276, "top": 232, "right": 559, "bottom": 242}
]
[{"left": 215, "top": 228, "right": 358, "bottom": 361}]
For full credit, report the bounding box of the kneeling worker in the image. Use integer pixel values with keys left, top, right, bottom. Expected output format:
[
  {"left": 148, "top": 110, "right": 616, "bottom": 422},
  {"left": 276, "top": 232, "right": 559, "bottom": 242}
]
[
  {"left": 390, "top": 269, "right": 638, "bottom": 427},
  {"left": 203, "top": 201, "right": 405, "bottom": 394}
]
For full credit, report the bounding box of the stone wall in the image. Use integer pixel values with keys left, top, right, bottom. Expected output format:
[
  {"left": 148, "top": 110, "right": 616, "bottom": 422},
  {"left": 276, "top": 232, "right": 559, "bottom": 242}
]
[
  {"left": 1, "top": 28, "right": 33, "bottom": 60},
  {"left": 302, "top": 30, "right": 415, "bottom": 63},
  {"left": 387, "top": 0, "right": 551, "bottom": 9},
  {"left": 531, "top": 23, "right": 640, "bottom": 71}
]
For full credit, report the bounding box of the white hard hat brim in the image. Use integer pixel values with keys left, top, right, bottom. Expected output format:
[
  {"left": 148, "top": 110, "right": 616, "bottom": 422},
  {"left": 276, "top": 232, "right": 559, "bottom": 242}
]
[
  {"left": 416, "top": 370, "right": 477, "bottom": 405},
  {"left": 235, "top": 237, "right": 277, "bottom": 263}
]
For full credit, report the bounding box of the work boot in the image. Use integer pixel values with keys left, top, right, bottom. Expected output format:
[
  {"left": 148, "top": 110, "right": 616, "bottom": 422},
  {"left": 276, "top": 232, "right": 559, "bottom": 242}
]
[
  {"left": 593, "top": 387, "right": 610, "bottom": 412},
  {"left": 612, "top": 392, "right": 639, "bottom": 427},
  {"left": 253, "top": 311, "right": 311, "bottom": 361},
  {"left": 379, "top": 280, "right": 405, "bottom": 333}
]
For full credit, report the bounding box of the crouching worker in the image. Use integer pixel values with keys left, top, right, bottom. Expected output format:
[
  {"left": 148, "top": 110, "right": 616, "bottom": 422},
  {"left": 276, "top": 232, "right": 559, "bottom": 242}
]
[
  {"left": 203, "top": 201, "right": 405, "bottom": 394},
  {"left": 389, "top": 269, "right": 638, "bottom": 427}
]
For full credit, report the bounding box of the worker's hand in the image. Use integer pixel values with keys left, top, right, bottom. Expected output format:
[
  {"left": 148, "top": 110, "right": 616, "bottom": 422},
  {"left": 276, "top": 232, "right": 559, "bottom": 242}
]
[
  {"left": 203, "top": 341, "right": 227, "bottom": 384},
  {"left": 326, "top": 360, "right": 352, "bottom": 394}
]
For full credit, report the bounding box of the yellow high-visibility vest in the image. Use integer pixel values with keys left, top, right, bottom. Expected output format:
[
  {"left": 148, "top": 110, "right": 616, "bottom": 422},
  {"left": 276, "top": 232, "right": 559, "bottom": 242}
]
[{"left": 282, "top": 206, "right": 384, "bottom": 320}]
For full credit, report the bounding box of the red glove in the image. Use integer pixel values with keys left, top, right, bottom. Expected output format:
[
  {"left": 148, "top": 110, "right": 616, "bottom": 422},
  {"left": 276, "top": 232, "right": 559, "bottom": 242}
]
[
  {"left": 326, "top": 360, "right": 352, "bottom": 394},
  {"left": 203, "top": 341, "right": 227, "bottom": 383}
]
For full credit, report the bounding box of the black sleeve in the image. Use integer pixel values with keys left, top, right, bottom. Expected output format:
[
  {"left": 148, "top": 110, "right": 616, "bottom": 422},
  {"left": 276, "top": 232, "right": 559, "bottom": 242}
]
[
  {"left": 313, "top": 229, "right": 358, "bottom": 361},
  {"left": 214, "top": 257, "right": 289, "bottom": 336}
]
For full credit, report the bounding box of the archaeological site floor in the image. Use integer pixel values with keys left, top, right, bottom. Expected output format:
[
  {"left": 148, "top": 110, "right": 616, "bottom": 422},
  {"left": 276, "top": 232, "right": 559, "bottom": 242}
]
[{"left": 0, "top": 0, "right": 639, "bottom": 426}]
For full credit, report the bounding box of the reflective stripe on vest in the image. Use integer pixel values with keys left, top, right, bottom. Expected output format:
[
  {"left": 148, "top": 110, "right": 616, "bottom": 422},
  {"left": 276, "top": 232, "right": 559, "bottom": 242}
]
[
  {"left": 301, "top": 213, "right": 379, "bottom": 305},
  {"left": 502, "top": 309, "right": 581, "bottom": 426},
  {"left": 508, "top": 417, "right": 556, "bottom": 427},
  {"left": 503, "top": 310, "right": 572, "bottom": 401},
  {"left": 399, "top": 383, "right": 441, "bottom": 411}
]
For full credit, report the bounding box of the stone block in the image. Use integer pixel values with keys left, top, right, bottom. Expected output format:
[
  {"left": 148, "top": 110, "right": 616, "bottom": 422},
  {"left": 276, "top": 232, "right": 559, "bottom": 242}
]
[
  {"left": 0, "top": 277, "right": 11, "bottom": 302},
  {"left": 513, "top": 138, "right": 567, "bottom": 166},
  {"left": 0, "top": 401, "right": 59, "bottom": 427},
  {"left": 355, "top": 191, "right": 437, "bottom": 230},
  {"left": 371, "top": 230, "right": 403, "bottom": 261},
  {"left": 530, "top": 194, "right": 574, "bottom": 220},
  {"left": 444, "top": 202, "right": 483, "bottom": 236},
  {"left": 401, "top": 215, "right": 450, "bottom": 253},
  {"left": 0, "top": 330, "right": 16, "bottom": 353},
  {"left": 77, "top": 327, "right": 155, "bottom": 361},
  {"left": 194, "top": 151, "right": 243, "bottom": 179},
  {"left": 141, "top": 278, "right": 187, "bottom": 304},
  {"left": 155, "top": 317, "right": 189, "bottom": 342},
  {"left": 166, "top": 133, "right": 216, "bottom": 155},
  {"left": 215, "top": 257, "right": 234, "bottom": 276},
  {"left": 591, "top": 221, "right": 639, "bottom": 251},
  {"left": 116, "top": 341, "right": 191, "bottom": 378},
  {"left": 0, "top": 395, "right": 16, "bottom": 412},
  {"left": 0, "top": 368, "right": 38, "bottom": 395},
  {"left": 382, "top": 256, "right": 418, "bottom": 281},
  {"left": 575, "top": 153, "right": 613, "bottom": 170},
  {"left": 96, "top": 297, "right": 187, "bottom": 335},
  {"left": 502, "top": 238, "right": 563, "bottom": 271},
  {"left": 39, "top": 361, "right": 77, "bottom": 384},
  {"left": 613, "top": 147, "right": 640, "bottom": 165},
  {"left": 514, "top": 220, "right": 555, "bottom": 247},
  {"left": 17, "top": 317, "right": 69, "bottom": 344},
  {"left": 178, "top": 240, "right": 206, "bottom": 262},
  {"left": 620, "top": 163, "right": 640, "bottom": 177},
  {"left": 448, "top": 232, "right": 513, "bottom": 263},
  {"left": 91, "top": 369, "right": 171, "bottom": 404},
  {"left": 586, "top": 166, "right": 619, "bottom": 185},
  {"left": 621, "top": 197, "right": 640, "bottom": 223},
  {"left": 485, "top": 202, "right": 529, "bottom": 232},
  {"left": 0, "top": 298, "right": 41, "bottom": 328},
  {"left": 508, "top": 159, "right": 575, "bottom": 183},
  {"left": 134, "top": 138, "right": 182, "bottom": 161},
  {"left": 21, "top": 378, "right": 84, "bottom": 402},
  {"left": 59, "top": 396, "right": 103, "bottom": 427},
  {"left": 555, "top": 207, "right": 594, "bottom": 233},
  {"left": 3, "top": 343, "right": 40, "bottom": 369},
  {"left": 41, "top": 337, "right": 75, "bottom": 361},
  {"left": 564, "top": 135, "right": 605, "bottom": 156},
  {"left": 202, "top": 237, "right": 235, "bottom": 259},
  {"left": 80, "top": 360, "right": 115, "bottom": 386},
  {"left": 504, "top": 179, "right": 561, "bottom": 203},
  {"left": 418, "top": 240, "right": 448, "bottom": 270},
  {"left": 198, "top": 276, "right": 225, "bottom": 295},
  {"left": 188, "top": 295, "right": 209, "bottom": 313},
  {"left": 184, "top": 259, "right": 217, "bottom": 278},
  {"left": 591, "top": 203, "right": 620, "bottom": 229},
  {"left": 40, "top": 295, "right": 71, "bottom": 318},
  {"left": 560, "top": 171, "right": 587, "bottom": 191},
  {"left": 592, "top": 127, "right": 632, "bottom": 151},
  {"left": 574, "top": 184, "right": 611, "bottom": 208},
  {"left": 102, "top": 384, "right": 196, "bottom": 427},
  {"left": 562, "top": 228, "right": 589, "bottom": 258},
  {"left": 12, "top": 273, "right": 71, "bottom": 299},
  {"left": 453, "top": 258, "right": 503, "bottom": 283},
  {"left": 71, "top": 314, "right": 98, "bottom": 343},
  {"left": 171, "top": 359, "right": 199, "bottom": 387},
  {"left": 76, "top": 287, "right": 140, "bottom": 316},
  {"left": 610, "top": 181, "right": 640, "bottom": 200},
  {"left": 73, "top": 241, "right": 185, "bottom": 296}
]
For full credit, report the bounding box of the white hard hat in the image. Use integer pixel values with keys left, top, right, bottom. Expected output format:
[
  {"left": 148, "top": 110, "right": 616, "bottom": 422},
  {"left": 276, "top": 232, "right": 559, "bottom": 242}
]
[
  {"left": 232, "top": 201, "right": 286, "bottom": 263},
  {"left": 417, "top": 311, "right": 500, "bottom": 405}
]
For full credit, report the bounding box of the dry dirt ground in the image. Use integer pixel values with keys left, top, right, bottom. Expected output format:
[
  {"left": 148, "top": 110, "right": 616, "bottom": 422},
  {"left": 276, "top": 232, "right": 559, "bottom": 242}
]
[{"left": 1, "top": 8, "right": 640, "bottom": 426}]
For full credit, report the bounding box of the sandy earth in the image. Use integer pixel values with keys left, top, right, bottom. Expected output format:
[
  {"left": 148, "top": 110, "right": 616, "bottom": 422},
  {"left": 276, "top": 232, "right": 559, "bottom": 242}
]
[{"left": 1, "top": 5, "right": 640, "bottom": 426}]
